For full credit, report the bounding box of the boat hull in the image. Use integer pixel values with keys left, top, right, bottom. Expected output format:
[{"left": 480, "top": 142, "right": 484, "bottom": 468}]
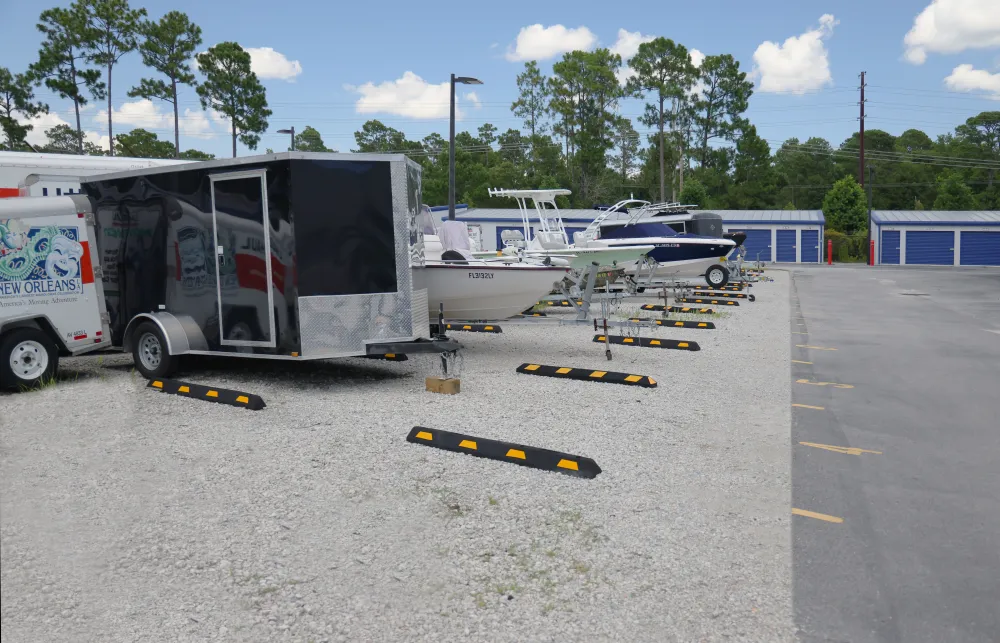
[
  {"left": 412, "top": 263, "right": 569, "bottom": 321},
  {"left": 625, "top": 255, "right": 725, "bottom": 280}
]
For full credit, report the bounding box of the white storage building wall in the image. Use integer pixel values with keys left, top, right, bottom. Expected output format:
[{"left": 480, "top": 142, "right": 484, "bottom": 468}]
[
  {"left": 871, "top": 211, "right": 1000, "bottom": 267},
  {"left": 714, "top": 210, "right": 826, "bottom": 264}
]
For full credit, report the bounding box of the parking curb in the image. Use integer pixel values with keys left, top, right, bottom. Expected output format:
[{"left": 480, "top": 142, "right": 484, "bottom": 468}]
[
  {"left": 147, "top": 378, "right": 266, "bottom": 410},
  {"left": 516, "top": 363, "right": 657, "bottom": 388},
  {"left": 406, "top": 426, "right": 602, "bottom": 479}
]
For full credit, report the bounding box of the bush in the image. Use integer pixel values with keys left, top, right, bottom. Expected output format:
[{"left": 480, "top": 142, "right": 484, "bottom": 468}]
[
  {"left": 825, "top": 229, "right": 869, "bottom": 263},
  {"left": 822, "top": 176, "right": 868, "bottom": 234}
]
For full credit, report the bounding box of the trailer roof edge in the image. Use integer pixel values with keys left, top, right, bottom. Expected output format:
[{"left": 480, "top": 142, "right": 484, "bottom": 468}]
[{"left": 81, "top": 151, "right": 414, "bottom": 183}]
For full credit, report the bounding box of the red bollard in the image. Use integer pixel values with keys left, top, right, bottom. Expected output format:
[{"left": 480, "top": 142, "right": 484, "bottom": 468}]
[
  {"left": 827, "top": 239, "right": 833, "bottom": 265},
  {"left": 870, "top": 239, "right": 875, "bottom": 266}
]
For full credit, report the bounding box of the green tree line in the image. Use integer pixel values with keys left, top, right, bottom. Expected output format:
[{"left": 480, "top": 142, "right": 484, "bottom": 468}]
[
  {"left": 4, "top": 22, "right": 998, "bottom": 221},
  {"left": 0, "top": 0, "right": 271, "bottom": 158}
]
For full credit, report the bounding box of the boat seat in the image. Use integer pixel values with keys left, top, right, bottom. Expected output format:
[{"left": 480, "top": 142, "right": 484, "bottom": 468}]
[
  {"left": 535, "top": 230, "right": 567, "bottom": 249},
  {"left": 500, "top": 229, "right": 526, "bottom": 249}
]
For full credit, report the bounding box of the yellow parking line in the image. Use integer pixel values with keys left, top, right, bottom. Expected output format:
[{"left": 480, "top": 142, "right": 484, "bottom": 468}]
[
  {"left": 792, "top": 332, "right": 808, "bottom": 335},
  {"left": 791, "top": 359, "right": 812, "bottom": 364},
  {"left": 792, "top": 508, "right": 844, "bottom": 523},
  {"left": 792, "top": 403, "right": 825, "bottom": 410},
  {"left": 796, "top": 379, "right": 854, "bottom": 389},
  {"left": 799, "top": 441, "right": 881, "bottom": 456},
  {"left": 796, "top": 345, "right": 837, "bottom": 351}
]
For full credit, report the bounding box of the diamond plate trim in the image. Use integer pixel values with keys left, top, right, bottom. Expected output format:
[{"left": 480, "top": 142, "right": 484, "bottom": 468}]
[
  {"left": 411, "top": 288, "right": 429, "bottom": 335},
  {"left": 297, "top": 158, "right": 426, "bottom": 358}
]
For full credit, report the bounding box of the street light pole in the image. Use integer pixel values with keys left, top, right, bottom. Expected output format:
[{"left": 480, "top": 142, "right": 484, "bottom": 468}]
[
  {"left": 449, "top": 74, "right": 456, "bottom": 221},
  {"left": 448, "top": 74, "right": 483, "bottom": 221},
  {"left": 277, "top": 127, "right": 295, "bottom": 151}
]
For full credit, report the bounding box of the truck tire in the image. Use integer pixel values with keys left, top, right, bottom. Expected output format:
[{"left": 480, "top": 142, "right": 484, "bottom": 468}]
[
  {"left": 1, "top": 327, "right": 59, "bottom": 391},
  {"left": 132, "top": 321, "right": 177, "bottom": 380},
  {"left": 705, "top": 264, "right": 730, "bottom": 289}
]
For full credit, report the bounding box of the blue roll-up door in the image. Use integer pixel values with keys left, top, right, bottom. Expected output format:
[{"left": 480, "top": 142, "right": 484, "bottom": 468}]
[
  {"left": 800, "top": 229, "right": 819, "bottom": 262},
  {"left": 905, "top": 230, "right": 954, "bottom": 265},
  {"left": 881, "top": 230, "right": 900, "bottom": 264},
  {"left": 959, "top": 231, "right": 1000, "bottom": 266},
  {"left": 496, "top": 225, "right": 531, "bottom": 251},
  {"left": 776, "top": 230, "right": 797, "bottom": 262},
  {"left": 739, "top": 229, "right": 772, "bottom": 262}
]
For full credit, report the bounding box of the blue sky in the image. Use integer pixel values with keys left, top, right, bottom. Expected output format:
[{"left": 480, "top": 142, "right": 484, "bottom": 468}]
[{"left": 3, "top": 0, "right": 999, "bottom": 157}]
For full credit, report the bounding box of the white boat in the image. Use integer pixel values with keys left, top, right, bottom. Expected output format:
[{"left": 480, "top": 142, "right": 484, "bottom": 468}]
[
  {"left": 485, "top": 188, "right": 654, "bottom": 271},
  {"left": 413, "top": 207, "right": 569, "bottom": 320},
  {"left": 575, "top": 199, "right": 736, "bottom": 287},
  {"left": 412, "top": 262, "right": 569, "bottom": 320}
]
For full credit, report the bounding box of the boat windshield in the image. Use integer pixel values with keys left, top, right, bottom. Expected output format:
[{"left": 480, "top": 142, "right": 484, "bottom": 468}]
[{"left": 417, "top": 205, "right": 438, "bottom": 236}]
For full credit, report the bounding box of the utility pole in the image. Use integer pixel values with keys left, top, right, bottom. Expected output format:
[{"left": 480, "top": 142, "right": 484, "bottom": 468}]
[{"left": 859, "top": 71, "right": 866, "bottom": 187}]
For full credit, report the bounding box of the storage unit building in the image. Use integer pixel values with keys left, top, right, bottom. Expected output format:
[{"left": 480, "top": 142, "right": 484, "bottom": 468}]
[
  {"left": 871, "top": 211, "right": 1000, "bottom": 266},
  {"left": 713, "top": 210, "right": 826, "bottom": 264}
]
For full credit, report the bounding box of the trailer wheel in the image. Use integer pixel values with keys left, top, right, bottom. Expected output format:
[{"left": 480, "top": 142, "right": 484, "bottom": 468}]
[
  {"left": 0, "top": 328, "right": 59, "bottom": 391},
  {"left": 132, "top": 322, "right": 176, "bottom": 380},
  {"left": 705, "top": 264, "right": 730, "bottom": 289}
]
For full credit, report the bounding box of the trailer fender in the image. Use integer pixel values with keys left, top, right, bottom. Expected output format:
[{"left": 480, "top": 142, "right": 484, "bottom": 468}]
[
  {"left": 1, "top": 315, "right": 69, "bottom": 354},
  {"left": 123, "top": 312, "right": 209, "bottom": 355}
]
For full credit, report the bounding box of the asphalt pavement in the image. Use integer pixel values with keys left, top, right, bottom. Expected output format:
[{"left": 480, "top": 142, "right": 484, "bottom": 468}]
[{"left": 788, "top": 264, "right": 1000, "bottom": 643}]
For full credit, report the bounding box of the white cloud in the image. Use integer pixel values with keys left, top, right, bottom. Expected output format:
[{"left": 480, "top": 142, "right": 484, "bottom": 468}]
[
  {"left": 17, "top": 110, "right": 109, "bottom": 151},
  {"left": 95, "top": 99, "right": 215, "bottom": 139},
  {"left": 690, "top": 48, "right": 706, "bottom": 68},
  {"left": 611, "top": 28, "right": 657, "bottom": 84},
  {"left": 464, "top": 92, "right": 482, "bottom": 109},
  {"left": 193, "top": 46, "right": 302, "bottom": 81},
  {"left": 752, "top": 14, "right": 838, "bottom": 94},
  {"left": 244, "top": 47, "right": 303, "bottom": 81},
  {"left": 347, "top": 71, "right": 478, "bottom": 119},
  {"left": 944, "top": 63, "right": 1000, "bottom": 98},
  {"left": 505, "top": 24, "right": 597, "bottom": 62},
  {"left": 903, "top": 0, "right": 1000, "bottom": 64}
]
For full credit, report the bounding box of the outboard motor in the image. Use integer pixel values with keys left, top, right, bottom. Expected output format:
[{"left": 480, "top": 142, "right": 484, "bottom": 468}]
[
  {"left": 723, "top": 231, "right": 747, "bottom": 247},
  {"left": 687, "top": 212, "right": 725, "bottom": 237}
]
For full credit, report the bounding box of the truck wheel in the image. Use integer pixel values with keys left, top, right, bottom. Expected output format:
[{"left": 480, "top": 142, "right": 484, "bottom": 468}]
[
  {"left": 705, "top": 264, "right": 730, "bottom": 289},
  {"left": 1, "top": 328, "right": 59, "bottom": 391},
  {"left": 132, "top": 322, "right": 177, "bottom": 380}
]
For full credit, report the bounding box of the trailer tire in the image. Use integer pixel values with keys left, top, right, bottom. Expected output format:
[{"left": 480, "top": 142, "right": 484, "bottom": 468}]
[
  {"left": 132, "top": 322, "right": 177, "bottom": 380},
  {"left": 1, "top": 328, "right": 59, "bottom": 391},
  {"left": 705, "top": 264, "right": 730, "bottom": 289}
]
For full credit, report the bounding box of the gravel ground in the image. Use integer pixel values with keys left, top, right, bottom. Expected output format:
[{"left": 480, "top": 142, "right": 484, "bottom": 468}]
[{"left": 1, "top": 273, "right": 792, "bottom": 643}]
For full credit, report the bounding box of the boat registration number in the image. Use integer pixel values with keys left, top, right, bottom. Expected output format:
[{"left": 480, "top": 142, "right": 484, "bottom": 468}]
[{"left": 468, "top": 272, "right": 495, "bottom": 279}]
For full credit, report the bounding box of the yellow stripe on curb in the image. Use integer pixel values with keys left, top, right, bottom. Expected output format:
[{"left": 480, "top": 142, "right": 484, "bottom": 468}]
[
  {"left": 506, "top": 449, "right": 526, "bottom": 460},
  {"left": 556, "top": 367, "right": 571, "bottom": 374},
  {"left": 459, "top": 439, "right": 477, "bottom": 450},
  {"left": 557, "top": 459, "right": 579, "bottom": 471},
  {"left": 206, "top": 390, "right": 218, "bottom": 398},
  {"left": 589, "top": 371, "right": 607, "bottom": 378},
  {"left": 236, "top": 395, "right": 249, "bottom": 404},
  {"left": 178, "top": 385, "right": 190, "bottom": 393},
  {"left": 152, "top": 380, "right": 163, "bottom": 388},
  {"left": 415, "top": 431, "right": 433, "bottom": 441},
  {"left": 525, "top": 364, "right": 540, "bottom": 371}
]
